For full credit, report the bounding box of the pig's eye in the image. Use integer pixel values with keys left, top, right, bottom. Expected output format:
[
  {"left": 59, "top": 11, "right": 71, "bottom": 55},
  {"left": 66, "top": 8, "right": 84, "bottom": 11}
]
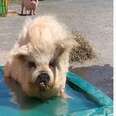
[
  {"left": 27, "top": 61, "right": 36, "bottom": 68},
  {"left": 49, "top": 60, "right": 56, "bottom": 68}
]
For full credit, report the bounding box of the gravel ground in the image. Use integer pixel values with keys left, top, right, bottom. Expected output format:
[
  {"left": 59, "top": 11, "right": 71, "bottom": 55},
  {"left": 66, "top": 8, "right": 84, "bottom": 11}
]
[{"left": 0, "top": 0, "right": 113, "bottom": 98}]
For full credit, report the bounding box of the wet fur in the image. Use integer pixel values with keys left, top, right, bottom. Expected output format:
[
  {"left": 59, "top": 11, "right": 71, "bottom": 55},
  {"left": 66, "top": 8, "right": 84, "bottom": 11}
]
[{"left": 4, "top": 16, "right": 75, "bottom": 99}]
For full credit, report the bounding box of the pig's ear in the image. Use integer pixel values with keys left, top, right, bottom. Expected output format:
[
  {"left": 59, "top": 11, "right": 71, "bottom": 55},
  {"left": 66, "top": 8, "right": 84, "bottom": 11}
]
[
  {"left": 18, "top": 18, "right": 32, "bottom": 44},
  {"left": 55, "top": 39, "right": 77, "bottom": 58},
  {"left": 11, "top": 45, "right": 29, "bottom": 60},
  {"left": 12, "top": 18, "right": 32, "bottom": 58}
]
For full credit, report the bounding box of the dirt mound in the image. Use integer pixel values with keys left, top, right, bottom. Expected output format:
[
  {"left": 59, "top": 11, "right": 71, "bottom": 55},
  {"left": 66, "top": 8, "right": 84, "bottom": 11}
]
[{"left": 70, "top": 32, "right": 96, "bottom": 63}]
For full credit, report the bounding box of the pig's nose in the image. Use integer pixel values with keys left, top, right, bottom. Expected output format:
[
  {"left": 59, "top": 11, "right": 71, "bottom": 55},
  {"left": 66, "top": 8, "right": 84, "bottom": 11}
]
[{"left": 36, "top": 73, "right": 50, "bottom": 85}]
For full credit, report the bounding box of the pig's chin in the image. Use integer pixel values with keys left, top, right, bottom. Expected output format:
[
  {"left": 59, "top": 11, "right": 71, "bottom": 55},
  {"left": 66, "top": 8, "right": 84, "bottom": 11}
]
[
  {"left": 38, "top": 83, "right": 53, "bottom": 92},
  {"left": 38, "top": 83, "right": 50, "bottom": 91}
]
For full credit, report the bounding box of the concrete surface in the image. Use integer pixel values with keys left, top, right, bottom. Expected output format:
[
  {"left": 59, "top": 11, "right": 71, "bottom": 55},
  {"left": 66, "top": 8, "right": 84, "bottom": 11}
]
[{"left": 0, "top": 0, "right": 113, "bottom": 98}]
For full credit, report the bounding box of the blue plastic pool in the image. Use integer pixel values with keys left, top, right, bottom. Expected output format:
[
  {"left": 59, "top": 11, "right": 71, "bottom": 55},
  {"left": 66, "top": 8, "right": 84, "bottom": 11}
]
[{"left": 0, "top": 66, "right": 113, "bottom": 116}]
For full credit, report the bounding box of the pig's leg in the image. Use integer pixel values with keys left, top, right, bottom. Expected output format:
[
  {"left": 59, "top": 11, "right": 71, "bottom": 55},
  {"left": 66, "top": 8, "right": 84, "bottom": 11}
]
[
  {"left": 21, "top": 2, "right": 24, "bottom": 15},
  {"left": 29, "top": 10, "right": 32, "bottom": 15},
  {"left": 21, "top": 5, "right": 24, "bottom": 15},
  {"left": 33, "top": 9, "right": 36, "bottom": 15}
]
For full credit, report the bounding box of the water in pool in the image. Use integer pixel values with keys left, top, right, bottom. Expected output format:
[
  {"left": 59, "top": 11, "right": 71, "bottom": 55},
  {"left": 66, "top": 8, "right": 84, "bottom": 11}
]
[{"left": 0, "top": 69, "right": 99, "bottom": 116}]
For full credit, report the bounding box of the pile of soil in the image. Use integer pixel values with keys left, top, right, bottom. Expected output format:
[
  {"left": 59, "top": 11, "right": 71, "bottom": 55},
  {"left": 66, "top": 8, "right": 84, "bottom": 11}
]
[{"left": 70, "top": 32, "right": 96, "bottom": 63}]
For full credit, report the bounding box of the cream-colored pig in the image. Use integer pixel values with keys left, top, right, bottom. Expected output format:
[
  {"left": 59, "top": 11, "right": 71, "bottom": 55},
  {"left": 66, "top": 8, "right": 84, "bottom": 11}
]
[{"left": 4, "top": 16, "right": 76, "bottom": 99}]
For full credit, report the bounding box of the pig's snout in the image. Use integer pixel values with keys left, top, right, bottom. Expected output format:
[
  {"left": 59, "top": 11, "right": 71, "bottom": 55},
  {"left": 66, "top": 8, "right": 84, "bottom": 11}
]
[{"left": 35, "top": 73, "right": 50, "bottom": 86}]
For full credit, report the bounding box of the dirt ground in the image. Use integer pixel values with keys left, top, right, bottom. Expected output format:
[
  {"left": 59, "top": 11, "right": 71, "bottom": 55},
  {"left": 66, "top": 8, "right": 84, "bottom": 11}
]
[{"left": 0, "top": 0, "right": 113, "bottom": 98}]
